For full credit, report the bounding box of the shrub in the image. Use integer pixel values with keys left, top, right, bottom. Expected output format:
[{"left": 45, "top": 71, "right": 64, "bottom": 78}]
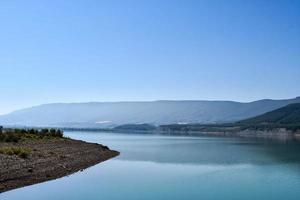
[
  {"left": 41, "top": 129, "right": 49, "bottom": 134},
  {"left": 0, "top": 146, "right": 31, "bottom": 158},
  {"left": 0, "top": 132, "right": 21, "bottom": 143},
  {"left": 0, "top": 128, "right": 64, "bottom": 142}
]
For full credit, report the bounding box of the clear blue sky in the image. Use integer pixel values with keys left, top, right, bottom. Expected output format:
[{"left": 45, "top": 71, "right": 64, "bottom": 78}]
[{"left": 0, "top": 0, "right": 299, "bottom": 114}]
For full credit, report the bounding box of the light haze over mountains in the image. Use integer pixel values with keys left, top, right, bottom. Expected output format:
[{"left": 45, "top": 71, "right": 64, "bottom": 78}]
[
  {"left": 1, "top": 1, "right": 300, "bottom": 115},
  {"left": 0, "top": 97, "right": 299, "bottom": 128}
]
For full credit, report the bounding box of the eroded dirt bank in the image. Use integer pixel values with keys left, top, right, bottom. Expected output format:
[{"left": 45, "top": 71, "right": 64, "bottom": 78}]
[{"left": 0, "top": 139, "right": 119, "bottom": 193}]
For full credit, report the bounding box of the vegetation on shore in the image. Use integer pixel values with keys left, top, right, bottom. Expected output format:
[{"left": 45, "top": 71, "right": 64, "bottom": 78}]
[
  {"left": 0, "top": 146, "right": 31, "bottom": 158},
  {"left": 0, "top": 127, "right": 64, "bottom": 159},
  {"left": 0, "top": 127, "right": 64, "bottom": 143}
]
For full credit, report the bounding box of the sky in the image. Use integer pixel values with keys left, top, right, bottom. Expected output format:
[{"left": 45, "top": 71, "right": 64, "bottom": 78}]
[{"left": 0, "top": 0, "right": 299, "bottom": 114}]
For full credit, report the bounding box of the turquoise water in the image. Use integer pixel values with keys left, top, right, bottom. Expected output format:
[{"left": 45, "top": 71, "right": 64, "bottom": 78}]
[{"left": 1, "top": 131, "right": 300, "bottom": 200}]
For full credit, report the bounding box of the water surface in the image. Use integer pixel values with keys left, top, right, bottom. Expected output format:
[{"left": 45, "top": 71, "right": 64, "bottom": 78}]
[{"left": 2, "top": 131, "right": 300, "bottom": 200}]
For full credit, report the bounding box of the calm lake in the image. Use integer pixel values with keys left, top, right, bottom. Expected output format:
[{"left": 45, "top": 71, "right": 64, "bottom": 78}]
[{"left": 2, "top": 131, "right": 300, "bottom": 200}]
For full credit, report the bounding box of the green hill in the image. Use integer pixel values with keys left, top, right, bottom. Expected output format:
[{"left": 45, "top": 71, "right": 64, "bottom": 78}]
[
  {"left": 238, "top": 103, "right": 300, "bottom": 125},
  {"left": 113, "top": 124, "right": 157, "bottom": 131}
]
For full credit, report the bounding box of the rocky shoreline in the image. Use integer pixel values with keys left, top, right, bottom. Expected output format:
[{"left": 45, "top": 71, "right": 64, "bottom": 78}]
[
  {"left": 0, "top": 138, "right": 119, "bottom": 193},
  {"left": 158, "top": 128, "right": 300, "bottom": 140}
]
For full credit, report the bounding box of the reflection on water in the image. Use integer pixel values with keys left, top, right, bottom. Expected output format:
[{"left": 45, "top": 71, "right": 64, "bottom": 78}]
[
  {"left": 1, "top": 131, "right": 300, "bottom": 200},
  {"left": 66, "top": 132, "right": 300, "bottom": 166}
]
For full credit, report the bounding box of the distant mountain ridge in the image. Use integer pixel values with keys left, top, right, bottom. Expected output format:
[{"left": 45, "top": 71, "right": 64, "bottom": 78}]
[
  {"left": 239, "top": 103, "right": 300, "bottom": 125},
  {"left": 0, "top": 97, "right": 300, "bottom": 128}
]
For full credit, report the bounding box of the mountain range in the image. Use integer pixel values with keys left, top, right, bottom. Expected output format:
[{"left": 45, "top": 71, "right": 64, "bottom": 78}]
[
  {"left": 0, "top": 97, "right": 300, "bottom": 128},
  {"left": 239, "top": 103, "right": 300, "bottom": 125}
]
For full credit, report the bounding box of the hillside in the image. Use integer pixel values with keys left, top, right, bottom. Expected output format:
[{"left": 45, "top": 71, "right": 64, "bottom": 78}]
[
  {"left": 159, "top": 103, "right": 300, "bottom": 135},
  {"left": 113, "top": 124, "right": 157, "bottom": 131},
  {"left": 0, "top": 97, "right": 300, "bottom": 128},
  {"left": 238, "top": 103, "right": 300, "bottom": 125}
]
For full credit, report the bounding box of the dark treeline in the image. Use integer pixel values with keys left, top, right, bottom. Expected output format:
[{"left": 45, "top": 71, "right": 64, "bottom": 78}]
[
  {"left": 0, "top": 127, "right": 64, "bottom": 143},
  {"left": 159, "top": 123, "right": 300, "bottom": 133}
]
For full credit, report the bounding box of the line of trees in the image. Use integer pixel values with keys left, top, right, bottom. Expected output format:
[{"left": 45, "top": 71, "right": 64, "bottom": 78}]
[{"left": 0, "top": 127, "right": 64, "bottom": 143}]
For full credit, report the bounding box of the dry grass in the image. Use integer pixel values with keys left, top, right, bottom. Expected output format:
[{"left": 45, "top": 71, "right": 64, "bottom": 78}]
[{"left": 0, "top": 146, "right": 32, "bottom": 158}]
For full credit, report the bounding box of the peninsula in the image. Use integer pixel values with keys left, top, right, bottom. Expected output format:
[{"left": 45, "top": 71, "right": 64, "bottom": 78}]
[{"left": 0, "top": 128, "right": 119, "bottom": 193}]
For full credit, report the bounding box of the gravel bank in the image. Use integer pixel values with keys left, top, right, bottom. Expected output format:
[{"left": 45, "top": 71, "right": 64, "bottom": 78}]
[{"left": 0, "top": 139, "right": 119, "bottom": 193}]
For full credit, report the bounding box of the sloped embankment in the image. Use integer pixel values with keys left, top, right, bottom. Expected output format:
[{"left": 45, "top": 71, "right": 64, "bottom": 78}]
[{"left": 0, "top": 139, "right": 119, "bottom": 193}]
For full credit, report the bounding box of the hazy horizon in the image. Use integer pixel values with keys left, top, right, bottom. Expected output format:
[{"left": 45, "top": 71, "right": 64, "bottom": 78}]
[
  {"left": 1, "top": 0, "right": 299, "bottom": 114},
  {"left": 1, "top": 95, "right": 300, "bottom": 116}
]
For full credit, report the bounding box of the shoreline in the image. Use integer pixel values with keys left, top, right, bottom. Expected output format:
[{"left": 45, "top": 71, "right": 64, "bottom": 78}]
[
  {"left": 62, "top": 127, "right": 300, "bottom": 141},
  {"left": 0, "top": 138, "right": 119, "bottom": 193}
]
